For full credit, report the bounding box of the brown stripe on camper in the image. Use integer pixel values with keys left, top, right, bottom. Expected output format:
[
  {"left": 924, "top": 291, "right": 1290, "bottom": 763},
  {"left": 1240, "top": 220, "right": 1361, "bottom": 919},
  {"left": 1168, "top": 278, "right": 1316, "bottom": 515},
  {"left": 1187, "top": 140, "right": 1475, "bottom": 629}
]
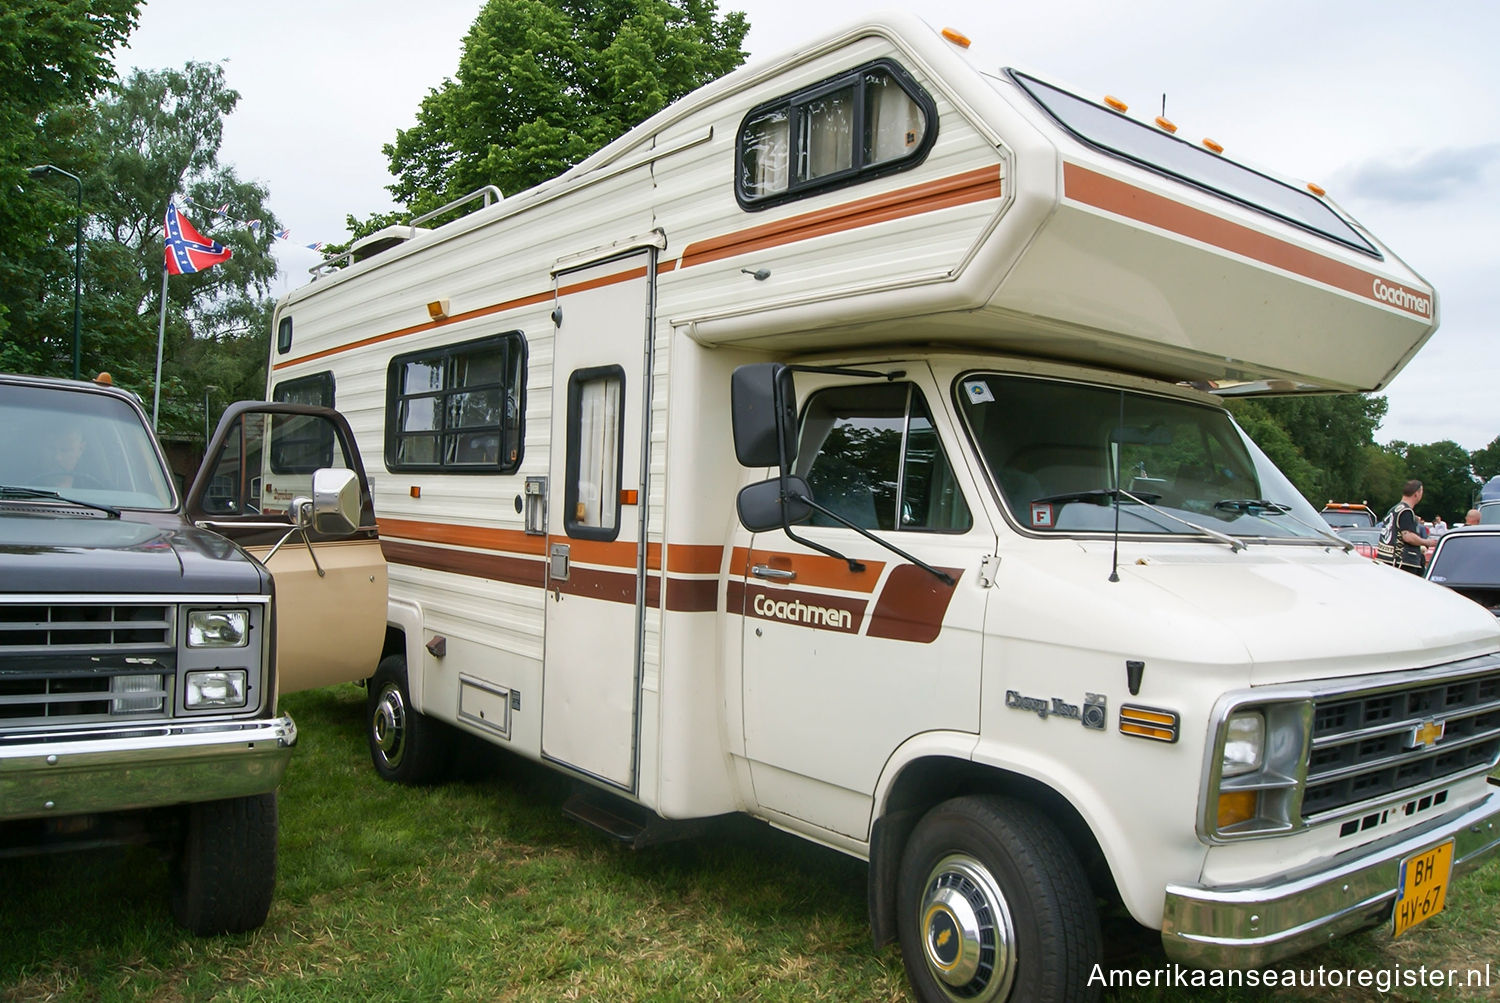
[
  {"left": 740, "top": 582, "right": 867, "bottom": 635},
  {"left": 865, "top": 563, "right": 962, "bottom": 644},
  {"left": 1061, "top": 163, "right": 1434, "bottom": 320},
  {"left": 679, "top": 166, "right": 1004, "bottom": 270},
  {"left": 730, "top": 547, "right": 886, "bottom": 593},
  {"left": 381, "top": 540, "right": 546, "bottom": 588}
]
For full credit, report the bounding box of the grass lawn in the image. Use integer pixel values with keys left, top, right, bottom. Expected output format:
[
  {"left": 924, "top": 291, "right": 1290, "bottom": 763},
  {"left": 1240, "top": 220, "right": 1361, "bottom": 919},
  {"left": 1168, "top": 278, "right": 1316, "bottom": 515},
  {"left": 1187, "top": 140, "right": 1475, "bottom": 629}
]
[{"left": 2, "top": 686, "right": 1496, "bottom": 1001}]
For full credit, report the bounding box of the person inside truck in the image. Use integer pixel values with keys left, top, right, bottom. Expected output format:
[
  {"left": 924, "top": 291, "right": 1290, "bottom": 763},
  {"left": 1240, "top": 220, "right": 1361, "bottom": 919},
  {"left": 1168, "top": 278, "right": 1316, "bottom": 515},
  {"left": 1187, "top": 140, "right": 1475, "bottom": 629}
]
[{"left": 31, "top": 426, "right": 104, "bottom": 491}]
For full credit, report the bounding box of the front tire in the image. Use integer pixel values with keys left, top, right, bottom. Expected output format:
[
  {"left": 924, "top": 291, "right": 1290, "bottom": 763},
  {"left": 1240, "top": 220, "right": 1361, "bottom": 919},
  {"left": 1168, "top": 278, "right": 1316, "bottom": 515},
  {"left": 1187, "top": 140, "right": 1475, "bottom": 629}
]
[
  {"left": 170, "top": 792, "right": 277, "bottom": 935},
  {"left": 366, "top": 653, "right": 453, "bottom": 785},
  {"left": 896, "top": 795, "right": 1100, "bottom": 1003}
]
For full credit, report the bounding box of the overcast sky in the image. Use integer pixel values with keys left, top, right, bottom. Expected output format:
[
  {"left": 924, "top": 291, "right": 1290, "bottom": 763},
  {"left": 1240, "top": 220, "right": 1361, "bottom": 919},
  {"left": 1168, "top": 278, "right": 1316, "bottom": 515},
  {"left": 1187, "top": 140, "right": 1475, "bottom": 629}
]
[{"left": 119, "top": 0, "right": 1499, "bottom": 451}]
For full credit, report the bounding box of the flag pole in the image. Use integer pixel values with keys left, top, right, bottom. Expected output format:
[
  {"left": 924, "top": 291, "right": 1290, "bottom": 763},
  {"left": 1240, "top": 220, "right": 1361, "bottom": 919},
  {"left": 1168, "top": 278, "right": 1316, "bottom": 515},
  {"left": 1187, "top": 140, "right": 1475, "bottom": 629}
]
[{"left": 152, "top": 232, "right": 169, "bottom": 430}]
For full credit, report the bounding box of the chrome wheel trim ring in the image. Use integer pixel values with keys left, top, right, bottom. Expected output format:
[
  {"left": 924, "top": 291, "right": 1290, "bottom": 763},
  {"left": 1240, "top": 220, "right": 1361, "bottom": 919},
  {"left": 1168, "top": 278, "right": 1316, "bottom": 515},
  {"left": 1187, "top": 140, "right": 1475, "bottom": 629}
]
[
  {"left": 372, "top": 682, "right": 407, "bottom": 769},
  {"left": 918, "top": 852, "right": 1017, "bottom": 1002}
]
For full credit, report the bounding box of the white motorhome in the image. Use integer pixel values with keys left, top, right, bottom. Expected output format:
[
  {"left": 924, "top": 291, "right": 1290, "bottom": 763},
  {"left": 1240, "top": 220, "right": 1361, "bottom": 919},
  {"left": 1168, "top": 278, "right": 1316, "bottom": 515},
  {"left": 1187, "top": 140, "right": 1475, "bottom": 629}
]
[{"left": 268, "top": 15, "right": 1500, "bottom": 1002}]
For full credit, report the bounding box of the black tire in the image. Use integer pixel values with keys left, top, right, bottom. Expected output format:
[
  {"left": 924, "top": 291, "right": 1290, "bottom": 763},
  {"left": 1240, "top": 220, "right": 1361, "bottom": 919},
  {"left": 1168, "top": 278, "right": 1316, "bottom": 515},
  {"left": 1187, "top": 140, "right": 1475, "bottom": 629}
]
[
  {"left": 896, "top": 795, "right": 1101, "bottom": 1003},
  {"left": 366, "top": 653, "right": 453, "bottom": 785},
  {"left": 170, "top": 792, "right": 277, "bottom": 935}
]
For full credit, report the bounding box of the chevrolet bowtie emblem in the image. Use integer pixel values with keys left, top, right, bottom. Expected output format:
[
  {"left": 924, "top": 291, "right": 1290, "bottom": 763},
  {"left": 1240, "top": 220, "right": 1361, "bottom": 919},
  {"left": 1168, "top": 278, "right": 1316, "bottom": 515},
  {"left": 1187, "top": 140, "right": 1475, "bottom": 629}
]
[{"left": 1411, "top": 719, "right": 1446, "bottom": 749}]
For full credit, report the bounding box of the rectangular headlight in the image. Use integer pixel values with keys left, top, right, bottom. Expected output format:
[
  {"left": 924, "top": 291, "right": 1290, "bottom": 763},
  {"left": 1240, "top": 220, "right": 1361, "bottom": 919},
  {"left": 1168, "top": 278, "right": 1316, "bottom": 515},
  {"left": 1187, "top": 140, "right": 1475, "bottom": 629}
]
[
  {"left": 184, "top": 669, "right": 247, "bottom": 709},
  {"left": 1221, "top": 711, "right": 1265, "bottom": 777},
  {"left": 187, "top": 609, "right": 249, "bottom": 648}
]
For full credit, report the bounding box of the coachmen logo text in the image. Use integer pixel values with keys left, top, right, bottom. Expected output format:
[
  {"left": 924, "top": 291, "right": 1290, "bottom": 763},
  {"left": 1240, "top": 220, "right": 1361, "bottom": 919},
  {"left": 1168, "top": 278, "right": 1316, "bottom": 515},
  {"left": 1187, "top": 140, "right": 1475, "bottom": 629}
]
[
  {"left": 1372, "top": 278, "right": 1432, "bottom": 317},
  {"left": 752, "top": 593, "right": 854, "bottom": 631}
]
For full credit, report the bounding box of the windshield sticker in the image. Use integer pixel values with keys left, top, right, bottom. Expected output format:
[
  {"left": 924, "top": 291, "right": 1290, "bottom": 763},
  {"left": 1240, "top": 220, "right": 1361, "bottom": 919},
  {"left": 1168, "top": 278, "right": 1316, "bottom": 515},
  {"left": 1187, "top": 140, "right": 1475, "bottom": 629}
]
[
  {"left": 1031, "top": 503, "right": 1054, "bottom": 529},
  {"left": 1006, "top": 690, "right": 1107, "bottom": 730},
  {"left": 962, "top": 380, "right": 995, "bottom": 404}
]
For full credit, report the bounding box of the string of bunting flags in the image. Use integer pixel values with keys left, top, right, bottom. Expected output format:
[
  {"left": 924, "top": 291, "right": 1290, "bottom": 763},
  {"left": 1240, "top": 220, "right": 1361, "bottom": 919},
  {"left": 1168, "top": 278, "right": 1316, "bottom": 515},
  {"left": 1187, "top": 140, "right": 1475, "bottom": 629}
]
[{"left": 177, "top": 195, "right": 326, "bottom": 252}]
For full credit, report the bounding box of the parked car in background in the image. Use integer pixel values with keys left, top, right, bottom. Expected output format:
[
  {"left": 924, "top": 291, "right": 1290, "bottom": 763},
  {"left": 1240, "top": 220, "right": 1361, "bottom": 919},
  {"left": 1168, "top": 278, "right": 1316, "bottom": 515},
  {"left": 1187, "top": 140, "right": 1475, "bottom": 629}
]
[
  {"left": 1426, "top": 526, "right": 1500, "bottom": 617},
  {"left": 1334, "top": 526, "right": 1381, "bottom": 560},
  {"left": 1321, "top": 501, "right": 1379, "bottom": 529}
]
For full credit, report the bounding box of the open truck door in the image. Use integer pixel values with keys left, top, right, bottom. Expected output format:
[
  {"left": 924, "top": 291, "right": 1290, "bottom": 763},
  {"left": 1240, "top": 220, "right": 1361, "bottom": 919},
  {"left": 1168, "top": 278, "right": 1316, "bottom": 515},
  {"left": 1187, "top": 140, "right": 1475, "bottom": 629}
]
[{"left": 187, "top": 401, "right": 387, "bottom": 694}]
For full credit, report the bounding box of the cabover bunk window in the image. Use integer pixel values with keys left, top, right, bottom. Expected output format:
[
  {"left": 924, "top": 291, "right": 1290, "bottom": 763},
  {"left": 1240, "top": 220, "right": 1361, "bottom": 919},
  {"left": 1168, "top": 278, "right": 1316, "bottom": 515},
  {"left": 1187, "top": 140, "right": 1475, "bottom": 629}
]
[
  {"left": 1006, "top": 69, "right": 1378, "bottom": 256},
  {"left": 384, "top": 332, "right": 526, "bottom": 473},
  {"left": 736, "top": 59, "right": 937, "bottom": 209},
  {"left": 272, "top": 370, "right": 334, "bottom": 408}
]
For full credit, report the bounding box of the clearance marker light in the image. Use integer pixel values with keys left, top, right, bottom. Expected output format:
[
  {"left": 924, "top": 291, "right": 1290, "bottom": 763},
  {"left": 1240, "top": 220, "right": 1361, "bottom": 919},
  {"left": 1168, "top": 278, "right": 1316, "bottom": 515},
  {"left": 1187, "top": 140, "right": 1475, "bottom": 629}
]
[
  {"left": 1154, "top": 116, "right": 1178, "bottom": 134},
  {"left": 1103, "top": 95, "right": 1129, "bottom": 113},
  {"left": 1307, "top": 182, "right": 1327, "bottom": 196},
  {"left": 940, "top": 27, "right": 971, "bottom": 48},
  {"left": 1201, "top": 137, "right": 1224, "bottom": 154},
  {"left": 1120, "top": 705, "right": 1180, "bottom": 742}
]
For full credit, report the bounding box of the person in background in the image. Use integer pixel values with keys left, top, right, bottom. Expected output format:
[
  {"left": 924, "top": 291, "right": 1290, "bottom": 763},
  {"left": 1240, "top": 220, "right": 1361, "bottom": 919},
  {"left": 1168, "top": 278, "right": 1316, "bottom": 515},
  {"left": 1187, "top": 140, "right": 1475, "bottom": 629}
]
[
  {"left": 1432, "top": 515, "right": 1448, "bottom": 536},
  {"left": 1387, "top": 480, "right": 1438, "bottom": 575},
  {"left": 1463, "top": 508, "right": 1481, "bottom": 527}
]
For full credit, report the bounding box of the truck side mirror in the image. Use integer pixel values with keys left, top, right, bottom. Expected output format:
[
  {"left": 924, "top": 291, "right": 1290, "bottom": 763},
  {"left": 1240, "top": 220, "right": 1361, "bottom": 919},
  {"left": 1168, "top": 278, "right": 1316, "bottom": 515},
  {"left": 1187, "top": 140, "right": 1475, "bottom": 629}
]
[
  {"left": 736, "top": 476, "right": 813, "bottom": 532},
  {"left": 731, "top": 363, "right": 798, "bottom": 468},
  {"left": 310, "top": 467, "right": 361, "bottom": 537}
]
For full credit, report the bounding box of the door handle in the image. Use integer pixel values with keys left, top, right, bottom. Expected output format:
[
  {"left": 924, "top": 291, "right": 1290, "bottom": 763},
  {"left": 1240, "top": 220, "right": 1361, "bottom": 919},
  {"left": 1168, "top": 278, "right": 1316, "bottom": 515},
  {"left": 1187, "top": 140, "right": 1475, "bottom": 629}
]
[{"left": 751, "top": 565, "right": 796, "bottom": 582}]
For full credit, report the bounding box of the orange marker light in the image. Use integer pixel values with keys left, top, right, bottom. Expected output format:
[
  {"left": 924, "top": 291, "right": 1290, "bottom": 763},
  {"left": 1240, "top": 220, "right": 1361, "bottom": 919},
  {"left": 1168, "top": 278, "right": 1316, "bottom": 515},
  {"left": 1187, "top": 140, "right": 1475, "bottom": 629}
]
[
  {"left": 1202, "top": 138, "right": 1224, "bottom": 154},
  {"left": 1154, "top": 116, "right": 1177, "bottom": 134},
  {"left": 940, "top": 27, "right": 971, "bottom": 48},
  {"left": 1104, "top": 95, "right": 1128, "bottom": 113},
  {"left": 410, "top": 486, "right": 421, "bottom": 498},
  {"left": 1307, "top": 182, "right": 1326, "bottom": 196}
]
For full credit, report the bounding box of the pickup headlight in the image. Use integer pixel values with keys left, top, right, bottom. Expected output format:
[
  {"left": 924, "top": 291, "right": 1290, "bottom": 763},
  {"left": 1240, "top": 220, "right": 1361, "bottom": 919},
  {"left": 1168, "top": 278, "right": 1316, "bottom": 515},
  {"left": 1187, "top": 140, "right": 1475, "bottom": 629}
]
[
  {"left": 187, "top": 609, "right": 248, "bottom": 647},
  {"left": 184, "top": 669, "right": 248, "bottom": 709},
  {"left": 1209, "top": 701, "right": 1313, "bottom": 839}
]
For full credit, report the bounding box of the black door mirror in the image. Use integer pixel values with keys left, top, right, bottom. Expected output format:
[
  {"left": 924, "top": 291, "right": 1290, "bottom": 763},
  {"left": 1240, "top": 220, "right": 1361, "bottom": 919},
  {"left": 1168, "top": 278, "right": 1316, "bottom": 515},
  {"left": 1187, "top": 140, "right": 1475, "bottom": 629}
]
[
  {"left": 736, "top": 476, "right": 813, "bottom": 532},
  {"left": 731, "top": 363, "right": 798, "bottom": 468}
]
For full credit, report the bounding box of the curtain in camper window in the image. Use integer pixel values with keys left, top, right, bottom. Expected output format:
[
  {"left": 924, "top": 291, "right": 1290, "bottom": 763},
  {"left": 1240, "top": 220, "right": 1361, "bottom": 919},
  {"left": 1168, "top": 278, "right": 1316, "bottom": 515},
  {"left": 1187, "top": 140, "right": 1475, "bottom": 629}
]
[
  {"left": 800, "top": 84, "right": 855, "bottom": 182},
  {"left": 566, "top": 368, "right": 623, "bottom": 537},
  {"left": 865, "top": 70, "right": 926, "bottom": 166},
  {"left": 741, "top": 107, "right": 790, "bottom": 197}
]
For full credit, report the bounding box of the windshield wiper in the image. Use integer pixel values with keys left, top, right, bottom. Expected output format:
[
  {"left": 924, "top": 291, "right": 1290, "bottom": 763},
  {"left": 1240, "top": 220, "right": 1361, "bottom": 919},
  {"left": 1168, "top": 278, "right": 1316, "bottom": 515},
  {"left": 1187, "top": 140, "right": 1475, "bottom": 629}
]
[
  {"left": 1214, "top": 498, "right": 1351, "bottom": 550},
  {"left": 0, "top": 485, "right": 121, "bottom": 519},
  {"left": 1034, "top": 488, "right": 1163, "bottom": 506}
]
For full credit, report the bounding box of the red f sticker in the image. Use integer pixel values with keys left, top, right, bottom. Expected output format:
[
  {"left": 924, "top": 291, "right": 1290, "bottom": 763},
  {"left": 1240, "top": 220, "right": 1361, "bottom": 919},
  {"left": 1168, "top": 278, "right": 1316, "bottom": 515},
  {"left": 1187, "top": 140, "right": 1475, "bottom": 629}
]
[{"left": 1031, "top": 503, "right": 1054, "bottom": 529}]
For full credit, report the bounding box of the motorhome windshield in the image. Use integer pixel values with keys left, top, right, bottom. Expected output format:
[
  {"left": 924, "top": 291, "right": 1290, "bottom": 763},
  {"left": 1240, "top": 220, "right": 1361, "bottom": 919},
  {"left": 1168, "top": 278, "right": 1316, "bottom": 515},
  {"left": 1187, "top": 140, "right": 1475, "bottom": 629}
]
[
  {"left": 1002, "top": 70, "right": 1378, "bottom": 257},
  {"left": 956, "top": 374, "right": 1329, "bottom": 541}
]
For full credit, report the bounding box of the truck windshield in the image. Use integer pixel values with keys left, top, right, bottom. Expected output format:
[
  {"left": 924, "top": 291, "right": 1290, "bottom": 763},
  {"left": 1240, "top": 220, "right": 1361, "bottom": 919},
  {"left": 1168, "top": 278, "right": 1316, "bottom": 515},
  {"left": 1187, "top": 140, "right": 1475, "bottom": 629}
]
[
  {"left": 0, "top": 384, "right": 175, "bottom": 510},
  {"left": 956, "top": 374, "right": 1328, "bottom": 541}
]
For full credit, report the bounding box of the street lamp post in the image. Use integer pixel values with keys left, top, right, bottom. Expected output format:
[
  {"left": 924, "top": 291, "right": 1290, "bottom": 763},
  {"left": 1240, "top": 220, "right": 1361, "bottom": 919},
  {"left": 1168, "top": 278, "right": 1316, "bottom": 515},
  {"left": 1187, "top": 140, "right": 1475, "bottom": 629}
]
[{"left": 26, "top": 165, "right": 84, "bottom": 380}]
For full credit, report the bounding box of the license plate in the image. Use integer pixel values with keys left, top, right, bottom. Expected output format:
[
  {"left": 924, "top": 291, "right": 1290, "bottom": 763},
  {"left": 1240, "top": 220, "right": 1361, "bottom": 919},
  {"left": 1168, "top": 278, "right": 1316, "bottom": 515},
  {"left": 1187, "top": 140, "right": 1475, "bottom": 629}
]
[{"left": 1392, "top": 839, "right": 1454, "bottom": 938}]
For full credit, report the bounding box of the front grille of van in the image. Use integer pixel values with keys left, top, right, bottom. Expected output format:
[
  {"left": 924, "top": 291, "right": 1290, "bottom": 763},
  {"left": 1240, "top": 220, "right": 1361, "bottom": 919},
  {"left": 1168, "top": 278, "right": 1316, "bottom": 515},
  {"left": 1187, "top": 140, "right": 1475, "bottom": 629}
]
[
  {"left": 0, "top": 604, "right": 175, "bottom": 726},
  {"left": 1302, "top": 670, "right": 1500, "bottom": 819}
]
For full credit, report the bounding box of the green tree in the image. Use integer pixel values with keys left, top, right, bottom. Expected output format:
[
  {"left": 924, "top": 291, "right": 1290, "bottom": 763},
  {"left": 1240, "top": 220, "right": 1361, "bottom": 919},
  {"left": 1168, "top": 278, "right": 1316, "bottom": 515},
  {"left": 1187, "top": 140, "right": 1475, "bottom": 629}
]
[
  {"left": 70, "top": 62, "right": 282, "bottom": 437},
  {"left": 352, "top": 0, "right": 747, "bottom": 241},
  {"left": 1356, "top": 443, "right": 1406, "bottom": 513},
  {"left": 1401, "top": 439, "right": 1477, "bottom": 524},
  {"left": 1470, "top": 435, "right": 1500, "bottom": 482},
  {"left": 1224, "top": 399, "right": 1323, "bottom": 501},
  {"left": 0, "top": 0, "right": 139, "bottom": 361}
]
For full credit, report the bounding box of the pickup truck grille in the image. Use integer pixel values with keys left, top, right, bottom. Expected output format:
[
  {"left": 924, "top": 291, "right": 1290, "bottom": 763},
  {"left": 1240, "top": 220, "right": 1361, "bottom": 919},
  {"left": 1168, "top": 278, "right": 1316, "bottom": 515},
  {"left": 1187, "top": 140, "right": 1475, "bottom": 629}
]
[
  {"left": 0, "top": 604, "right": 175, "bottom": 726},
  {"left": 1302, "top": 669, "right": 1500, "bottom": 819}
]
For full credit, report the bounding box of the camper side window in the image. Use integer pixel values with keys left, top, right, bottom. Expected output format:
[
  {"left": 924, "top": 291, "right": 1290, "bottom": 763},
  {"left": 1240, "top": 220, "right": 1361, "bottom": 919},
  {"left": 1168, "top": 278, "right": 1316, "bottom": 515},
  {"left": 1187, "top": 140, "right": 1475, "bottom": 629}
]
[
  {"left": 795, "top": 383, "right": 971, "bottom": 533},
  {"left": 272, "top": 371, "right": 334, "bottom": 408},
  {"left": 385, "top": 332, "right": 526, "bottom": 474},
  {"left": 736, "top": 59, "right": 936, "bottom": 208}
]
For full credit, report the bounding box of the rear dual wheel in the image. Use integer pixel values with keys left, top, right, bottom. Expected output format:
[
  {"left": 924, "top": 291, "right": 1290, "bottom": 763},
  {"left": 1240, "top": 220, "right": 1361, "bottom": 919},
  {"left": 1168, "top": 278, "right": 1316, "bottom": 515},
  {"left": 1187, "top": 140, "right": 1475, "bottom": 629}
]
[{"left": 897, "top": 795, "right": 1100, "bottom": 1003}]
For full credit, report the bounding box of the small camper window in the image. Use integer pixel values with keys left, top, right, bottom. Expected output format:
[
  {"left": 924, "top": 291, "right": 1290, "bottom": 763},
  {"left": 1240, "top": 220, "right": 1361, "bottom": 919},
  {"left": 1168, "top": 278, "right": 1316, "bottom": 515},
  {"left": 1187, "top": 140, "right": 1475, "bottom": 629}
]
[
  {"left": 564, "top": 367, "right": 625, "bottom": 541},
  {"left": 385, "top": 332, "right": 526, "bottom": 474},
  {"left": 272, "top": 371, "right": 334, "bottom": 408},
  {"left": 737, "top": 60, "right": 935, "bottom": 209}
]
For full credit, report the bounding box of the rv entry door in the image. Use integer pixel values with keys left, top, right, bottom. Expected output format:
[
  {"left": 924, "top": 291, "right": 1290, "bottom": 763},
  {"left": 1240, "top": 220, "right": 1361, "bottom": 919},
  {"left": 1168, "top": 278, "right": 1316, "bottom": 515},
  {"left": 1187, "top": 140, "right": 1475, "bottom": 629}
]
[{"left": 541, "top": 248, "right": 657, "bottom": 790}]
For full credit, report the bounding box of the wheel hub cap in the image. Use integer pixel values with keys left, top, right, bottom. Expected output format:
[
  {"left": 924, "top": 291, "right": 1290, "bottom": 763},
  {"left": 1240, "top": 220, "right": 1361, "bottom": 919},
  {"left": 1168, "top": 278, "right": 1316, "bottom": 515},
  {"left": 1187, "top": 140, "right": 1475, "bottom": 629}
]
[
  {"left": 919, "top": 854, "right": 1016, "bottom": 1001},
  {"left": 373, "top": 685, "right": 406, "bottom": 767}
]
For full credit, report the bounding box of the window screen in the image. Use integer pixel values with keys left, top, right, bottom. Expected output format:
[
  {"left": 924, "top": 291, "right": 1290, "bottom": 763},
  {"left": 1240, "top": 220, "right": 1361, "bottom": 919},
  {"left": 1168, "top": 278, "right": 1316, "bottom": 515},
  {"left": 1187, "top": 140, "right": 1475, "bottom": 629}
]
[{"left": 385, "top": 332, "right": 526, "bottom": 473}]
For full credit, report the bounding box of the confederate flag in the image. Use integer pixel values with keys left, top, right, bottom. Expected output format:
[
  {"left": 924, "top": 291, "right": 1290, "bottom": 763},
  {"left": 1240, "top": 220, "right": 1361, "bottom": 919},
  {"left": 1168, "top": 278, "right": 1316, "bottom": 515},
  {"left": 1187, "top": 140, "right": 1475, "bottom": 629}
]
[{"left": 164, "top": 202, "right": 232, "bottom": 274}]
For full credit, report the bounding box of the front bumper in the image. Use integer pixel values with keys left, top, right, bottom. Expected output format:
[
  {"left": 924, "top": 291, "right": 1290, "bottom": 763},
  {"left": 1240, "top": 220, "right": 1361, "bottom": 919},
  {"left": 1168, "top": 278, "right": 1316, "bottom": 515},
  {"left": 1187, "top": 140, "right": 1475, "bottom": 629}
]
[
  {"left": 1162, "top": 785, "right": 1500, "bottom": 969},
  {"left": 0, "top": 715, "right": 297, "bottom": 821}
]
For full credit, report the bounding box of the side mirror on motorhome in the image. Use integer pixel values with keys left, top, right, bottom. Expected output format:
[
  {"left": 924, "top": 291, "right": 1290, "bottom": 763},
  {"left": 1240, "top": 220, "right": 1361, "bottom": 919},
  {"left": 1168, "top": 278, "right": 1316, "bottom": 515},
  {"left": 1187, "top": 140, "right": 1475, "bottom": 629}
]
[
  {"left": 730, "top": 363, "right": 798, "bottom": 468},
  {"left": 309, "top": 467, "right": 362, "bottom": 537},
  {"left": 736, "top": 475, "right": 813, "bottom": 532}
]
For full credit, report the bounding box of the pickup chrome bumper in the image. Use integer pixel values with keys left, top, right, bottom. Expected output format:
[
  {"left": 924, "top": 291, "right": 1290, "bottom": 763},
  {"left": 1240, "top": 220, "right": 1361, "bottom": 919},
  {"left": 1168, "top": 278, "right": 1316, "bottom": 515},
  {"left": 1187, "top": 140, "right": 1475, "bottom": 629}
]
[
  {"left": 0, "top": 715, "right": 297, "bottom": 821},
  {"left": 1162, "top": 786, "right": 1500, "bottom": 969}
]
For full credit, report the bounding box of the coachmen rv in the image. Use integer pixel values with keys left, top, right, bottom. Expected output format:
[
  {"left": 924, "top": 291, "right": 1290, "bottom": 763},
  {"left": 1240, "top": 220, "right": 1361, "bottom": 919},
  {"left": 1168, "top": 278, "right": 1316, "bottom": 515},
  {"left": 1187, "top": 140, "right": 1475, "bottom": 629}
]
[{"left": 264, "top": 14, "right": 1500, "bottom": 1003}]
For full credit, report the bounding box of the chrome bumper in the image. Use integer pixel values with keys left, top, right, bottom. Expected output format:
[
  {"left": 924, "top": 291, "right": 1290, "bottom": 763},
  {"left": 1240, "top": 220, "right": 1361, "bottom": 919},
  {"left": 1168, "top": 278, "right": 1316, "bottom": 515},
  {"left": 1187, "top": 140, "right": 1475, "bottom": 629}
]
[
  {"left": 0, "top": 715, "right": 297, "bottom": 821},
  {"left": 1162, "top": 786, "right": 1500, "bottom": 969}
]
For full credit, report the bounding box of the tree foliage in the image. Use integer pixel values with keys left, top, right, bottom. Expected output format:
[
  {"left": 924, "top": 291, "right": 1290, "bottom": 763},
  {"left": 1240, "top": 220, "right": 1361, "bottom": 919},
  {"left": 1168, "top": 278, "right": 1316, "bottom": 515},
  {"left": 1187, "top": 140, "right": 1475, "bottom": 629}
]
[
  {"left": 1470, "top": 436, "right": 1500, "bottom": 483},
  {"left": 355, "top": 0, "right": 747, "bottom": 241},
  {"left": 0, "top": 0, "right": 140, "bottom": 358}
]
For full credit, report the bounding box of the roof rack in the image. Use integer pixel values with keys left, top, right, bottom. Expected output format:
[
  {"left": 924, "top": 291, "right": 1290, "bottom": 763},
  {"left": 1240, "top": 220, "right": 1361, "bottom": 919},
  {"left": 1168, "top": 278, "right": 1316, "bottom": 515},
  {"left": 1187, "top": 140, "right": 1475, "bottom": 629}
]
[{"left": 308, "top": 185, "right": 504, "bottom": 279}]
